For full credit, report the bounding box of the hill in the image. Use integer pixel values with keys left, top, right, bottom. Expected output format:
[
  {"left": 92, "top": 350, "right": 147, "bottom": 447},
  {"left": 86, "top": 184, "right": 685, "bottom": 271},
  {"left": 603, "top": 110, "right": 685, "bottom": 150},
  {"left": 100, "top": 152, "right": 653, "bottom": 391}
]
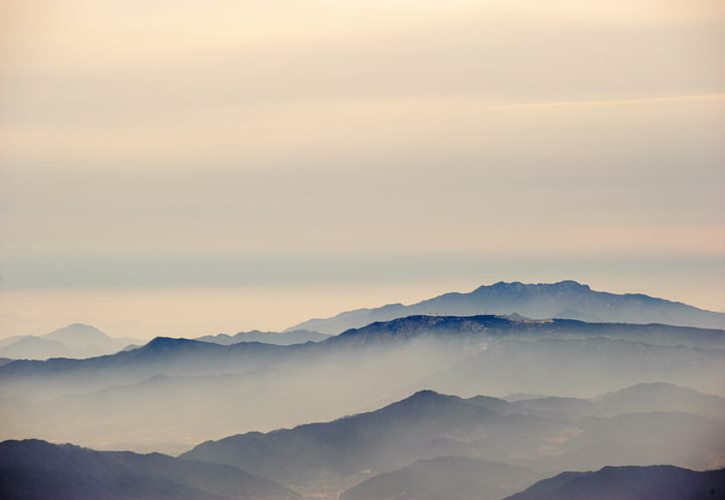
[
  {"left": 340, "top": 456, "right": 538, "bottom": 500},
  {"left": 0, "top": 438, "right": 298, "bottom": 499},
  {"left": 196, "top": 329, "right": 328, "bottom": 346},
  {"left": 182, "top": 388, "right": 725, "bottom": 492},
  {"left": 2, "top": 316, "right": 724, "bottom": 453},
  {"left": 504, "top": 465, "right": 725, "bottom": 500},
  {"left": 0, "top": 324, "right": 141, "bottom": 360}
]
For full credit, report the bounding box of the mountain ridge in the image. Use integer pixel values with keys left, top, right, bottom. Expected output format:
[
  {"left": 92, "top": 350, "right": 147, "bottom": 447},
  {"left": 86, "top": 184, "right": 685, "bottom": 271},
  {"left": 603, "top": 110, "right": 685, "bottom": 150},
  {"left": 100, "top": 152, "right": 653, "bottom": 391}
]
[
  {"left": 0, "top": 323, "right": 142, "bottom": 361},
  {"left": 287, "top": 281, "right": 725, "bottom": 334},
  {"left": 0, "top": 438, "right": 298, "bottom": 499},
  {"left": 2, "top": 315, "right": 723, "bottom": 382},
  {"left": 196, "top": 329, "right": 328, "bottom": 346},
  {"left": 503, "top": 465, "right": 725, "bottom": 500},
  {"left": 182, "top": 384, "right": 725, "bottom": 492}
]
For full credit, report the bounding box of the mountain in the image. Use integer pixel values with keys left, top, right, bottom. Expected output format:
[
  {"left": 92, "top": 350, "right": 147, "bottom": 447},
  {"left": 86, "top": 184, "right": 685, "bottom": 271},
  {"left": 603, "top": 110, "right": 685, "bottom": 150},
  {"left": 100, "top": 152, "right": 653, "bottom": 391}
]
[
  {"left": 326, "top": 314, "right": 725, "bottom": 350},
  {"left": 2, "top": 316, "right": 724, "bottom": 453},
  {"left": 287, "top": 281, "right": 725, "bottom": 334},
  {"left": 510, "top": 382, "right": 725, "bottom": 419},
  {"left": 340, "top": 456, "right": 538, "bottom": 500},
  {"left": 0, "top": 337, "right": 69, "bottom": 360},
  {"left": 504, "top": 465, "right": 725, "bottom": 500},
  {"left": 593, "top": 382, "right": 725, "bottom": 418},
  {"left": 0, "top": 336, "right": 289, "bottom": 382},
  {"left": 426, "top": 334, "right": 725, "bottom": 396},
  {"left": 196, "top": 329, "right": 329, "bottom": 346},
  {"left": 4, "top": 316, "right": 723, "bottom": 385},
  {"left": 0, "top": 438, "right": 298, "bottom": 499},
  {"left": 181, "top": 388, "right": 725, "bottom": 493},
  {"left": 0, "top": 324, "right": 141, "bottom": 360},
  {"left": 181, "top": 390, "right": 553, "bottom": 492}
]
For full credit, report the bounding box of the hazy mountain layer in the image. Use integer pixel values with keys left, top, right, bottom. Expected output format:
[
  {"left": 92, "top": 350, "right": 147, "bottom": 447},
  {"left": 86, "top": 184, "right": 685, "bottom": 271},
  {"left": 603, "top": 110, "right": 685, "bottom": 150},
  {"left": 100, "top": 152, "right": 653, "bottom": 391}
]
[
  {"left": 0, "top": 439, "right": 298, "bottom": 499},
  {"left": 183, "top": 387, "right": 725, "bottom": 494},
  {"left": 426, "top": 335, "right": 725, "bottom": 396},
  {"left": 504, "top": 465, "right": 725, "bottom": 500},
  {"left": 288, "top": 281, "right": 725, "bottom": 333},
  {"left": 3, "top": 315, "right": 722, "bottom": 386},
  {"left": 0, "top": 324, "right": 141, "bottom": 361},
  {"left": 340, "top": 456, "right": 539, "bottom": 500},
  {"left": 196, "top": 329, "right": 329, "bottom": 346},
  {"left": 2, "top": 315, "right": 724, "bottom": 453},
  {"left": 509, "top": 382, "right": 725, "bottom": 419},
  {"left": 329, "top": 314, "right": 725, "bottom": 350},
  {"left": 182, "top": 390, "right": 553, "bottom": 493}
]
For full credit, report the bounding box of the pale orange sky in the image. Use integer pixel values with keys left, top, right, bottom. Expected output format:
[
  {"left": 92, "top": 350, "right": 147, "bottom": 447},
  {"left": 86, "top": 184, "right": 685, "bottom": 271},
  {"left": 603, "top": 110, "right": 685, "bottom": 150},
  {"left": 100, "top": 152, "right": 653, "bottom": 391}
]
[{"left": 1, "top": 0, "right": 724, "bottom": 339}]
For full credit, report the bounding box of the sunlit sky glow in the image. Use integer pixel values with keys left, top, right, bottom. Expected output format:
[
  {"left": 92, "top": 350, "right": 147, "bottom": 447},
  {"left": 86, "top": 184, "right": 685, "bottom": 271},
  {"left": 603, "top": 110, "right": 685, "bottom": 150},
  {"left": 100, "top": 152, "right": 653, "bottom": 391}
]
[{"left": 1, "top": 0, "right": 724, "bottom": 338}]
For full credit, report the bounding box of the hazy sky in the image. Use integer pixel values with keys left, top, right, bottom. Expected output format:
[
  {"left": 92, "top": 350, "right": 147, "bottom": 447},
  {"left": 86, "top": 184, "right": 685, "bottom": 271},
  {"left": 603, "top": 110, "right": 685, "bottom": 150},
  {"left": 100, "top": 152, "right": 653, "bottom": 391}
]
[{"left": 1, "top": 0, "right": 724, "bottom": 339}]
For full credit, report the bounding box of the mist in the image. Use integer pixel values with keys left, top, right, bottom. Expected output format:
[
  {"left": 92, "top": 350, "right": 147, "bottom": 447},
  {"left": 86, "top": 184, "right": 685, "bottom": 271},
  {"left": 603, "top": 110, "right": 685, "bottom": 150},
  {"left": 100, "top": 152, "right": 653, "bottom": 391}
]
[{"left": 1, "top": 1, "right": 723, "bottom": 498}]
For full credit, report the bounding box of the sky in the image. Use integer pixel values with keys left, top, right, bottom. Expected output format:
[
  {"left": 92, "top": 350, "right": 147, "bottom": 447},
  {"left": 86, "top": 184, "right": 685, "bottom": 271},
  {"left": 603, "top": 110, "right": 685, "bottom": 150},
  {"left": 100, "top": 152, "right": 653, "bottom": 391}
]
[{"left": 1, "top": 0, "right": 724, "bottom": 339}]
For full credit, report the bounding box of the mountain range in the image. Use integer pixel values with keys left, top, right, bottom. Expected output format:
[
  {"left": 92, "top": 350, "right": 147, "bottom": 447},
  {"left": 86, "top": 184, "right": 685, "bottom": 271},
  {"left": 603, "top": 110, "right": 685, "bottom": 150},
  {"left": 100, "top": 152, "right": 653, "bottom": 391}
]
[
  {"left": 2, "top": 281, "right": 724, "bottom": 498},
  {"left": 3, "top": 315, "right": 723, "bottom": 395},
  {"left": 182, "top": 384, "right": 725, "bottom": 495},
  {"left": 0, "top": 324, "right": 141, "bottom": 361},
  {"left": 0, "top": 439, "right": 297, "bottom": 499},
  {"left": 340, "top": 456, "right": 538, "bottom": 500},
  {"left": 507, "top": 382, "right": 725, "bottom": 419},
  {"left": 2, "top": 314, "right": 724, "bottom": 453},
  {"left": 288, "top": 281, "right": 725, "bottom": 334},
  {"left": 342, "top": 462, "right": 725, "bottom": 500},
  {"left": 196, "top": 329, "right": 328, "bottom": 346},
  {"left": 1, "top": 382, "right": 724, "bottom": 499},
  {"left": 504, "top": 465, "right": 725, "bottom": 500}
]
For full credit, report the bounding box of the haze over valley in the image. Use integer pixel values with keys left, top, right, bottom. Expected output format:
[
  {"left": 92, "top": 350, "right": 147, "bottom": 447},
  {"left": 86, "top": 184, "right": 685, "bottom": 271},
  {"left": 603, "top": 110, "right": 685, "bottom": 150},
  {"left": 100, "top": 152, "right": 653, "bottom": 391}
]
[
  {"left": 1, "top": 0, "right": 723, "bottom": 498},
  {"left": 1, "top": 282, "right": 724, "bottom": 498}
]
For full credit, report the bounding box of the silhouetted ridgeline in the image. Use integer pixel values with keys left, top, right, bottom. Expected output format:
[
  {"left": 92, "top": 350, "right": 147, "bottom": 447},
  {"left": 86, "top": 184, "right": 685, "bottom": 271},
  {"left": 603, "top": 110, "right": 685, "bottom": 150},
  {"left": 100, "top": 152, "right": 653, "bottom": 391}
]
[
  {"left": 340, "top": 456, "right": 538, "bottom": 500},
  {"left": 0, "top": 324, "right": 142, "bottom": 361},
  {"left": 288, "top": 281, "right": 725, "bottom": 333},
  {"left": 0, "top": 439, "right": 298, "bottom": 499},
  {"left": 503, "top": 465, "right": 725, "bottom": 500},
  {"left": 182, "top": 385, "right": 725, "bottom": 493},
  {"left": 2, "top": 383, "right": 724, "bottom": 499},
  {"left": 1, "top": 315, "right": 724, "bottom": 454},
  {"left": 196, "top": 329, "right": 329, "bottom": 346}
]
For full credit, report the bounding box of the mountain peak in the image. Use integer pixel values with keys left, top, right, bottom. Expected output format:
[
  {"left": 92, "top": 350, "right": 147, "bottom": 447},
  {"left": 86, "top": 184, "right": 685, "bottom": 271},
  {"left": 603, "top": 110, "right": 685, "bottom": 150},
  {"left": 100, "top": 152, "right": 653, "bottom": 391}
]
[
  {"left": 142, "top": 337, "right": 205, "bottom": 351},
  {"left": 145, "top": 336, "right": 192, "bottom": 347},
  {"left": 44, "top": 323, "right": 109, "bottom": 341},
  {"left": 410, "top": 389, "right": 443, "bottom": 399},
  {"left": 384, "top": 389, "right": 462, "bottom": 411},
  {"left": 67, "top": 322, "right": 95, "bottom": 329},
  {"left": 553, "top": 280, "right": 591, "bottom": 290},
  {"left": 484, "top": 280, "right": 591, "bottom": 292}
]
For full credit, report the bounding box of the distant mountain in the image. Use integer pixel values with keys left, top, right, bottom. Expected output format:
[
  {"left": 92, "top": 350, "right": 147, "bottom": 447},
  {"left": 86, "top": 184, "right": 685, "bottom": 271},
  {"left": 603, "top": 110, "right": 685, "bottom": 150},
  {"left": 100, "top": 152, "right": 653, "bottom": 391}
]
[
  {"left": 181, "top": 390, "right": 549, "bottom": 491},
  {"left": 4, "top": 316, "right": 722, "bottom": 385},
  {"left": 196, "top": 329, "right": 328, "bottom": 346},
  {"left": 504, "top": 465, "right": 725, "bottom": 500},
  {"left": 0, "top": 324, "right": 141, "bottom": 360},
  {"left": 2, "top": 316, "right": 724, "bottom": 453},
  {"left": 340, "top": 456, "right": 538, "bottom": 500},
  {"left": 594, "top": 381, "right": 725, "bottom": 418},
  {"left": 182, "top": 388, "right": 725, "bottom": 492},
  {"left": 510, "top": 382, "right": 725, "bottom": 419},
  {"left": 0, "top": 337, "right": 69, "bottom": 360},
  {"left": 426, "top": 334, "right": 725, "bottom": 396},
  {"left": 0, "top": 439, "right": 298, "bottom": 499},
  {"left": 327, "top": 314, "right": 725, "bottom": 350},
  {"left": 0, "top": 336, "right": 291, "bottom": 390},
  {"left": 287, "top": 281, "right": 725, "bottom": 334}
]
